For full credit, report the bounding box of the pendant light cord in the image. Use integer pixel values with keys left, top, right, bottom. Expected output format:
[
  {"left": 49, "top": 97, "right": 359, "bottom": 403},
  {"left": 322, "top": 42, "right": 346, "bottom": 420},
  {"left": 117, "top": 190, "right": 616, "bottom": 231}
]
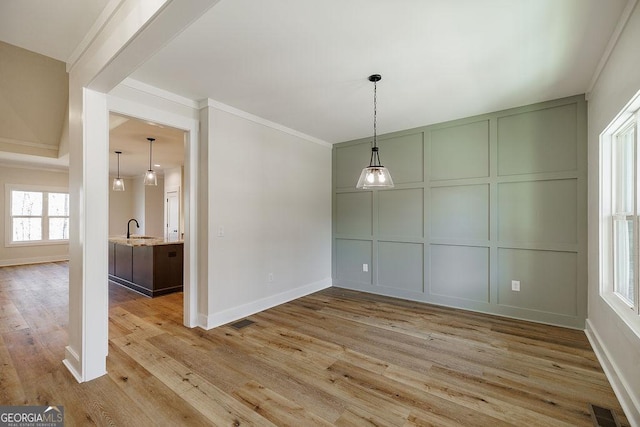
[
  {"left": 373, "top": 79, "right": 377, "bottom": 149},
  {"left": 147, "top": 138, "right": 155, "bottom": 171},
  {"left": 370, "top": 77, "right": 381, "bottom": 167},
  {"left": 115, "top": 151, "right": 122, "bottom": 179}
]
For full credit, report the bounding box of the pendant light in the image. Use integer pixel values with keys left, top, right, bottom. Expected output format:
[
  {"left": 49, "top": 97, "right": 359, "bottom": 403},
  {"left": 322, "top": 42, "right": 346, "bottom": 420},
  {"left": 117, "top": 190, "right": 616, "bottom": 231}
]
[
  {"left": 143, "top": 137, "right": 157, "bottom": 186},
  {"left": 356, "top": 74, "right": 394, "bottom": 189},
  {"left": 112, "top": 151, "right": 125, "bottom": 191}
]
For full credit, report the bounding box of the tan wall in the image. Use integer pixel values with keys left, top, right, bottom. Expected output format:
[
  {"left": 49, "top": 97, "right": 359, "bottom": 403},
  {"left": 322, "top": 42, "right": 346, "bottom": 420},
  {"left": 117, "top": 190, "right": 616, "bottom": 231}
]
[
  {"left": 109, "top": 176, "right": 164, "bottom": 237},
  {"left": 0, "top": 41, "right": 68, "bottom": 158},
  {"left": 109, "top": 177, "right": 134, "bottom": 237}
]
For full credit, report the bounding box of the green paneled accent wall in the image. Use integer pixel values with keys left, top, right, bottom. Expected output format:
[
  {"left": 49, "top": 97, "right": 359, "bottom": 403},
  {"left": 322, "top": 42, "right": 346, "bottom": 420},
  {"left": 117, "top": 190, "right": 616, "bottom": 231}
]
[
  {"left": 378, "top": 242, "right": 424, "bottom": 293},
  {"left": 332, "top": 95, "right": 587, "bottom": 328},
  {"left": 378, "top": 189, "right": 424, "bottom": 238},
  {"left": 430, "top": 120, "right": 489, "bottom": 180},
  {"left": 431, "top": 184, "right": 489, "bottom": 241}
]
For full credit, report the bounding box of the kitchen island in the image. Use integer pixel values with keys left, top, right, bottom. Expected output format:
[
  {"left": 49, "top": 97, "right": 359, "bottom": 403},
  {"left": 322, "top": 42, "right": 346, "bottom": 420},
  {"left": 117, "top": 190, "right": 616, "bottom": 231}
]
[{"left": 108, "top": 236, "right": 183, "bottom": 297}]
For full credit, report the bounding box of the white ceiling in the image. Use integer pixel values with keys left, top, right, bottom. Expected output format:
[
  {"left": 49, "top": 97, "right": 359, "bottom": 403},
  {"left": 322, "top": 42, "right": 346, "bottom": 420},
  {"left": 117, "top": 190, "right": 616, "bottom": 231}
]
[
  {"left": 130, "top": 0, "right": 629, "bottom": 144},
  {"left": 0, "top": 0, "right": 110, "bottom": 62},
  {"left": 0, "top": 0, "right": 630, "bottom": 153}
]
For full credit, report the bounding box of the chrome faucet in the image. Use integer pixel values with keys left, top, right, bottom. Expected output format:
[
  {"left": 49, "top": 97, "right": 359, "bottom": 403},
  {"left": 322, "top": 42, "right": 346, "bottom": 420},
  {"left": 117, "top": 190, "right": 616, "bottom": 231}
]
[{"left": 127, "top": 218, "right": 139, "bottom": 239}]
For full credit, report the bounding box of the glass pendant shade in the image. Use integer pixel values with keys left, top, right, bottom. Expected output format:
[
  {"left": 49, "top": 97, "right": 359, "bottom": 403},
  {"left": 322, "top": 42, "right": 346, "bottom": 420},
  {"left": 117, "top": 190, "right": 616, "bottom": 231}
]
[
  {"left": 112, "top": 151, "right": 125, "bottom": 191},
  {"left": 144, "top": 170, "right": 157, "bottom": 186},
  {"left": 356, "top": 166, "right": 394, "bottom": 189},
  {"left": 112, "top": 177, "right": 125, "bottom": 191},
  {"left": 144, "top": 137, "right": 158, "bottom": 186}
]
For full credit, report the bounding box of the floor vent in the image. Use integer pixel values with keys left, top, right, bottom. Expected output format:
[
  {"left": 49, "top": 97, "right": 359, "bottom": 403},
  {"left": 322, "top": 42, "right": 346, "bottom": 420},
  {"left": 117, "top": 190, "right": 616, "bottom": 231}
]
[
  {"left": 230, "top": 319, "right": 255, "bottom": 330},
  {"left": 588, "top": 404, "right": 621, "bottom": 427}
]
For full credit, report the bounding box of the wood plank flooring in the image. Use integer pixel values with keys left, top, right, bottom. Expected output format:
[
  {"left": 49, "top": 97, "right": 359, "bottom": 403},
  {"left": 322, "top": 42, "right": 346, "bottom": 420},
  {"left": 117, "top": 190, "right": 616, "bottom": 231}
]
[{"left": 0, "top": 262, "right": 629, "bottom": 426}]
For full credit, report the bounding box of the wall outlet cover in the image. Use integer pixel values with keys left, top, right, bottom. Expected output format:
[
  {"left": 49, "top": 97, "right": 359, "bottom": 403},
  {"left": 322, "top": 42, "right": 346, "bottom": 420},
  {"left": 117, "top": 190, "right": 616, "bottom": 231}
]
[{"left": 511, "top": 280, "right": 520, "bottom": 291}]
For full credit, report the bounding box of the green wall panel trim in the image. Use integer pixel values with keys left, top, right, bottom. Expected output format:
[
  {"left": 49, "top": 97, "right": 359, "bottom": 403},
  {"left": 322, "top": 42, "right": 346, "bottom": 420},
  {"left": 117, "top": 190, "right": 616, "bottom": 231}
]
[
  {"left": 378, "top": 188, "right": 424, "bottom": 238},
  {"left": 333, "top": 94, "right": 586, "bottom": 328},
  {"left": 430, "top": 119, "right": 489, "bottom": 181},
  {"left": 335, "top": 239, "right": 372, "bottom": 285},
  {"left": 430, "top": 244, "right": 489, "bottom": 303},
  {"left": 334, "top": 142, "right": 371, "bottom": 189},
  {"left": 497, "top": 248, "right": 578, "bottom": 317},
  {"left": 378, "top": 242, "right": 424, "bottom": 292},
  {"left": 335, "top": 192, "right": 372, "bottom": 236},
  {"left": 378, "top": 133, "right": 424, "bottom": 184},
  {"left": 497, "top": 103, "right": 577, "bottom": 176},
  {"left": 498, "top": 179, "right": 578, "bottom": 245},
  {"left": 431, "top": 184, "right": 489, "bottom": 241}
]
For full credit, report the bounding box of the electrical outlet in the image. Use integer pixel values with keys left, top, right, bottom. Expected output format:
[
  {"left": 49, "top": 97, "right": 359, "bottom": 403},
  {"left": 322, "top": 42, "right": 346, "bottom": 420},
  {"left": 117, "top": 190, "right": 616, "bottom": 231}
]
[
  {"left": 511, "top": 280, "right": 520, "bottom": 292},
  {"left": 268, "top": 273, "right": 274, "bottom": 282},
  {"left": 362, "top": 263, "right": 369, "bottom": 272},
  {"left": 217, "top": 226, "right": 225, "bottom": 237}
]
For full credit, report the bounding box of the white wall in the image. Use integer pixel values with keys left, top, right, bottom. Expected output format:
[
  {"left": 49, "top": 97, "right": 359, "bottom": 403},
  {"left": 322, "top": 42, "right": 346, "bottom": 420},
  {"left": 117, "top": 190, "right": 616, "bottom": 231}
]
[
  {"left": 587, "top": 2, "right": 640, "bottom": 423},
  {"left": 205, "top": 106, "right": 332, "bottom": 327},
  {"left": 0, "top": 165, "right": 69, "bottom": 266}
]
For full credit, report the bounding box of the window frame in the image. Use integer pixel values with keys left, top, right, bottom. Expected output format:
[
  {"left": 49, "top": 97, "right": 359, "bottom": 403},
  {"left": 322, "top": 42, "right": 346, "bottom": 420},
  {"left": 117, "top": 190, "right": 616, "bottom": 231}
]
[
  {"left": 4, "top": 184, "right": 70, "bottom": 247},
  {"left": 600, "top": 89, "right": 640, "bottom": 339},
  {"left": 611, "top": 119, "right": 637, "bottom": 308}
]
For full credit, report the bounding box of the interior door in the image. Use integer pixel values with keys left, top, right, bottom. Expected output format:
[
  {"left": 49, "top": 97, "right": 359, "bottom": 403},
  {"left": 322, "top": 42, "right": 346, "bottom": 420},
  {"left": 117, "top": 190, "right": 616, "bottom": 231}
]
[{"left": 166, "top": 190, "right": 179, "bottom": 241}]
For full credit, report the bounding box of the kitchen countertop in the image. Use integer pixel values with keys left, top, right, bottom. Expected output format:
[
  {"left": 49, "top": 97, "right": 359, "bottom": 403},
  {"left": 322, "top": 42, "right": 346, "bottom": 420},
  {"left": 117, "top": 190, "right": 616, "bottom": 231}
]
[{"left": 109, "top": 236, "right": 184, "bottom": 247}]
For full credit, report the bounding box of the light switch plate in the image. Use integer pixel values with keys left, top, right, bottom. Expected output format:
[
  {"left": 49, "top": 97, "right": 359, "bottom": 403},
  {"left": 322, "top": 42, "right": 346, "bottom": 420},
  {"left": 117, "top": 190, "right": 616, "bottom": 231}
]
[{"left": 511, "top": 280, "right": 520, "bottom": 291}]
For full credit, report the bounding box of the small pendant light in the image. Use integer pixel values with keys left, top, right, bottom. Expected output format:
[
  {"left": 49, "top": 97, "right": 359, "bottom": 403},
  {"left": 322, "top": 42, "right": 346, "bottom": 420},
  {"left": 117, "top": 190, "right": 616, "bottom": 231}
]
[
  {"left": 112, "top": 151, "right": 125, "bottom": 191},
  {"left": 356, "top": 74, "right": 394, "bottom": 189},
  {"left": 144, "top": 137, "right": 157, "bottom": 186}
]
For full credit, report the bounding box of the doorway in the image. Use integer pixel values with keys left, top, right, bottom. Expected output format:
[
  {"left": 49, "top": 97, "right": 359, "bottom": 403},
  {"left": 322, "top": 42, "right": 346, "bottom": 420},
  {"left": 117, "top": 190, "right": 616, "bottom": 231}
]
[{"left": 107, "top": 94, "right": 200, "bottom": 327}]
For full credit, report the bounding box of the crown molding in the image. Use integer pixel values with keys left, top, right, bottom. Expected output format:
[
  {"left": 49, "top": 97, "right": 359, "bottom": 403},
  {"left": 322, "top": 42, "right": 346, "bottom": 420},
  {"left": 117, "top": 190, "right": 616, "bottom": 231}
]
[
  {"left": 199, "top": 98, "right": 332, "bottom": 148},
  {"left": 118, "top": 78, "right": 332, "bottom": 148},
  {"left": 66, "top": 0, "right": 125, "bottom": 70},
  {"left": 586, "top": 0, "right": 638, "bottom": 99}
]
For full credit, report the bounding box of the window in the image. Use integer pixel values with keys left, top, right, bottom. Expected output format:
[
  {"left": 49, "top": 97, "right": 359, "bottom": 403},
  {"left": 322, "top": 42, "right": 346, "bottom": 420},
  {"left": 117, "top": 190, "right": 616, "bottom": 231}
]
[
  {"left": 601, "top": 90, "right": 640, "bottom": 334},
  {"left": 5, "top": 185, "right": 69, "bottom": 246},
  {"left": 612, "top": 122, "right": 636, "bottom": 307}
]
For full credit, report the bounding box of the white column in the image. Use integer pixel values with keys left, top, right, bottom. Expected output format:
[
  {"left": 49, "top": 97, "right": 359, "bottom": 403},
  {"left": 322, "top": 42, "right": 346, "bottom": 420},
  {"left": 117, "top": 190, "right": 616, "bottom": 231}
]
[{"left": 64, "top": 87, "right": 109, "bottom": 382}]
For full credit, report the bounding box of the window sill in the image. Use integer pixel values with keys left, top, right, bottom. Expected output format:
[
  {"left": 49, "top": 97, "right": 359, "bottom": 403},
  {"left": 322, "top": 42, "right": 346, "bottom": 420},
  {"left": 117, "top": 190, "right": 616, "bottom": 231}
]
[
  {"left": 602, "top": 291, "right": 640, "bottom": 341},
  {"left": 5, "top": 240, "right": 69, "bottom": 248}
]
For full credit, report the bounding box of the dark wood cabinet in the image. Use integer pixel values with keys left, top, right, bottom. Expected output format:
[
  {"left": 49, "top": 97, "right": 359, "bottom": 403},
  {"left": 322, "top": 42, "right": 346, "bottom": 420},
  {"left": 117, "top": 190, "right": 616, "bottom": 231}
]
[
  {"left": 108, "top": 242, "right": 183, "bottom": 297},
  {"left": 108, "top": 242, "right": 115, "bottom": 275},
  {"left": 114, "top": 244, "right": 133, "bottom": 281}
]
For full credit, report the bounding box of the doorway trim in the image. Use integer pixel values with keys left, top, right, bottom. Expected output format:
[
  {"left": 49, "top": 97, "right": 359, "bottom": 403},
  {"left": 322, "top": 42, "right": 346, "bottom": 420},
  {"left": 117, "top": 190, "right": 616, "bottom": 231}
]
[{"left": 107, "top": 92, "right": 200, "bottom": 327}]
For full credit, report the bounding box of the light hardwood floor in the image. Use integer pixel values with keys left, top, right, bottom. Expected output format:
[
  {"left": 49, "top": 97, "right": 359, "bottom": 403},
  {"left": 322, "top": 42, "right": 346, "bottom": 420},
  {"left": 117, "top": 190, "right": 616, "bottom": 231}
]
[{"left": 0, "top": 262, "right": 629, "bottom": 426}]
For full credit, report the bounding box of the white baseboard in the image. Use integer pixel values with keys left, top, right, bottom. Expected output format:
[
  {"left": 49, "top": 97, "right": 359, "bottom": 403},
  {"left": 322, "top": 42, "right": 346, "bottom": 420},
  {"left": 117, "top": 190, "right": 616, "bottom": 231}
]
[
  {"left": 0, "top": 254, "right": 69, "bottom": 267},
  {"left": 196, "top": 313, "right": 209, "bottom": 330},
  {"left": 63, "top": 346, "right": 83, "bottom": 383},
  {"left": 203, "top": 278, "right": 332, "bottom": 330},
  {"left": 585, "top": 318, "right": 640, "bottom": 426}
]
